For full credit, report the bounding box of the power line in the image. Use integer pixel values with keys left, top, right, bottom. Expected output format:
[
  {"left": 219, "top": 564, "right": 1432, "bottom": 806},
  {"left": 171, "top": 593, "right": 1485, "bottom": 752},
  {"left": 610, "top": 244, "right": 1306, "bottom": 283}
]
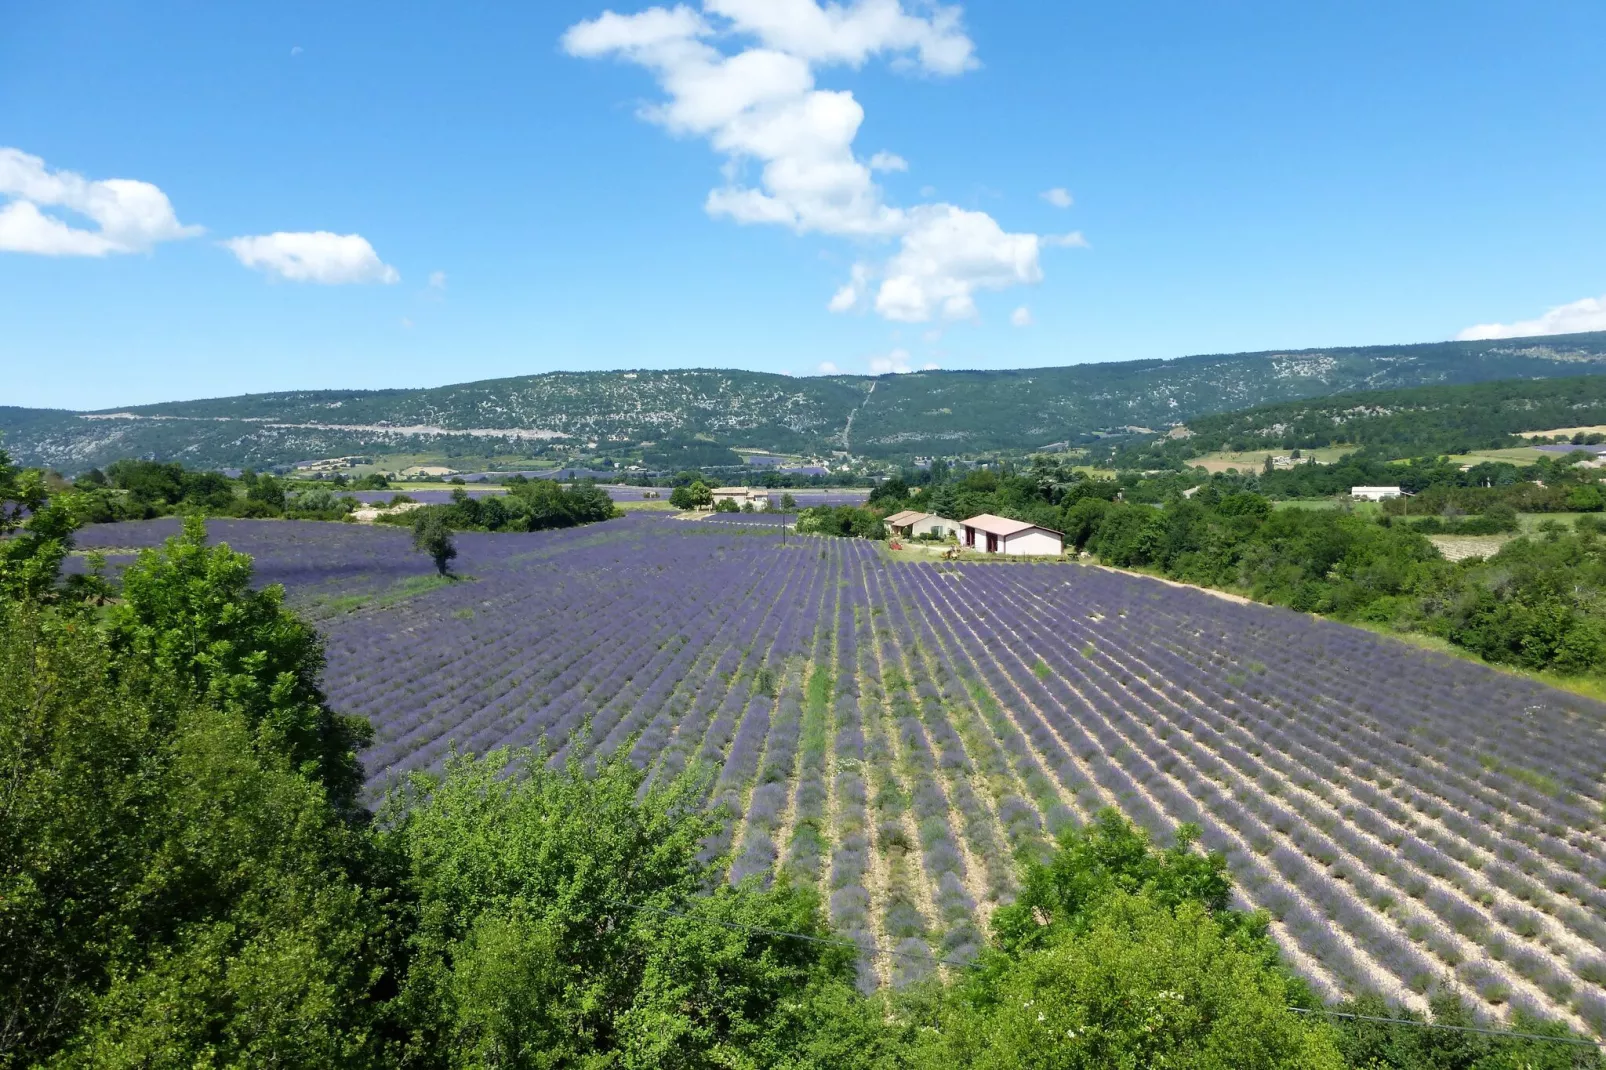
[
  {"left": 608, "top": 900, "right": 978, "bottom": 970},
  {"left": 1288, "top": 1008, "right": 1601, "bottom": 1049},
  {"left": 612, "top": 900, "right": 1602, "bottom": 1050}
]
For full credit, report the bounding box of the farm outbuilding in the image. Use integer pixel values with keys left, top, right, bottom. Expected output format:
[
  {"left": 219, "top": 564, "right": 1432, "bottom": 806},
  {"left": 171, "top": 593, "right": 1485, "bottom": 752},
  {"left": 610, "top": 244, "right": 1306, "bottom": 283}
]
[
  {"left": 960, "top": 514, "right": 1063, "bottom": 556},
  {"left": 884, "top": 509, "right": 959, "bottom": 540},
  {"left": 1350, "top": 485, "right": 1403, "bottom": 501}
]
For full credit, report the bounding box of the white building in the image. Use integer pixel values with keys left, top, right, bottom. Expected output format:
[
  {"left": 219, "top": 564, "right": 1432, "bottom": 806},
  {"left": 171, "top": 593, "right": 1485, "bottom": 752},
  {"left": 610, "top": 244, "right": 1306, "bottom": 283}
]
[
  {"left": 711, "top": 487, "right": 772, "bottom": 509},
  {"left": 1350, "top": 486, "right": 1403, "bottom": 501},
  {"left": 884, "top": 509, "right": 959, "bottom": 540},
  {"left": 960, "top": 514, "right": 1064, "bottom": 556}
]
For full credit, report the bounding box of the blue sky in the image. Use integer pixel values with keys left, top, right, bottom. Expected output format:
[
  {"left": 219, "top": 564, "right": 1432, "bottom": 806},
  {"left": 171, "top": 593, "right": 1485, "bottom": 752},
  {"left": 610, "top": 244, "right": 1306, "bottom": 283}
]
[{"left": 4, "top": 0, "right": 1605, "bottom": 410}]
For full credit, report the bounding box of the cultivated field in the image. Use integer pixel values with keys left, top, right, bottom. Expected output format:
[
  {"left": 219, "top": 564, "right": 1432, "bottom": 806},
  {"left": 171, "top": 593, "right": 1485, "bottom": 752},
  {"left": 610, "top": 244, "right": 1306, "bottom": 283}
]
[
  {"left": 74, "top": 515, "right": 1606, "bottom": 1030},
  {"left": 1188, "top": 446, "right": 1357, "bottom": 473}
]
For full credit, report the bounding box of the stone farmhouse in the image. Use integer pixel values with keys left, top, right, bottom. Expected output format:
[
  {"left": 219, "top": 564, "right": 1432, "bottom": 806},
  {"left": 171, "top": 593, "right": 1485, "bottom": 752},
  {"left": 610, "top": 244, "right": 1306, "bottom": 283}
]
[{"left": 884, "top": 510, "right": 960, "bottom": 540}]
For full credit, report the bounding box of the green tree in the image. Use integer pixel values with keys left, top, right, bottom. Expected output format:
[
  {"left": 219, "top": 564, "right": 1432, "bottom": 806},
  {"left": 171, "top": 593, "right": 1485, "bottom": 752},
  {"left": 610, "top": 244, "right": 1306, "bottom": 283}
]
[
  {"left": 247, "top": 472, "right": 287, "bottom": 509},
  {"left": 105, "top": 516, "right": 372, "bottom": 812},
  {"left": 688, "top": 480, "right": 713, "bottom": 509},
  {"left": 910, "top": 811, "right": 1341, "bottom": 1070},
  {"left": 0, "top": 532, "right": 389, "bottom": 1068},
  {"left": 795, "top": 505, "right": 886, "bottom": 539},
  {"left": 0, "top": 447, "right": 77, "bottom": 601},
  {"left": 868, "top": 475, "right": 908, "bottom": 507},
  {"left": 381, "top": 747, "right": 864, "bottom": 1069},
  {"left": 413, "top": 510, "right": 458, "bottom": 576},
  {"left": 915, "top": 893, "right": 1343, "bottom": 1070},
  {"left": 1566, "top": 483, "right": 1604, "bottom": 511},
  {"left": 992, "top": 810, "right": 1233, "bottom": 953}
]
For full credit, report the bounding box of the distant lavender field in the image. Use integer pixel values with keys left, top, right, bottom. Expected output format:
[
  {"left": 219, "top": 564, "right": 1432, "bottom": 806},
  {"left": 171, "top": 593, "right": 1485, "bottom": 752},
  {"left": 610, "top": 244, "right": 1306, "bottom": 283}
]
[
  {"left": 785, "top": 489, "right": 870, "bottom": 506},
  {"left": 335, "top": 485, "right": 867, "bottom": 505},
  {"left": 64, "top": 515, "right": 1606, "bottom": 1026},
  {"left": 342, "top": 489, "right": 506, "bottom": 505}
]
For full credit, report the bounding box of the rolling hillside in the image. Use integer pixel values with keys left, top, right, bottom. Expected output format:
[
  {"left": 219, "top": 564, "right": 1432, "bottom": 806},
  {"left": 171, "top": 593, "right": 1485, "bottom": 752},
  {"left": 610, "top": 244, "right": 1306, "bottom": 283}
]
[
  {"left": 7, "top": 331, "right": 1606, "bottom": 471},
  {"left": 1149, "top": 372, "right": 1606, "bottom": 459}
]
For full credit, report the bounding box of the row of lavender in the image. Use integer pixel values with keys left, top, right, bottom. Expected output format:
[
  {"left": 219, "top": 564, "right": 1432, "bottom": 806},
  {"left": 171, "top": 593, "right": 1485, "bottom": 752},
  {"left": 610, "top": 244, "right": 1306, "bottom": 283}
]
[
  {"left": 67, "top": 516, "right": 1606, "bottom": 1028},
  {"left": 895, "top": 560, "right": 1606, "bottom": 1031}
]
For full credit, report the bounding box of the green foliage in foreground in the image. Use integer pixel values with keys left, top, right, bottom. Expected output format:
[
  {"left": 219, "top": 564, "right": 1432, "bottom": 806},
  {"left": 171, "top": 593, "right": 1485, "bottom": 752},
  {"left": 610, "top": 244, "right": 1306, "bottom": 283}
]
[
  {"left": 2, "top": 455, "right": 1600, "bottom": 1067},
  {"left": 378, "top": 749, "right": 867, "bottom": 1069},
  {"left": 0, "top": 452, "right": 76, "bottom": 601},
  {"left": 0, "top": 542, "right": 388, "bottom": 1065}
]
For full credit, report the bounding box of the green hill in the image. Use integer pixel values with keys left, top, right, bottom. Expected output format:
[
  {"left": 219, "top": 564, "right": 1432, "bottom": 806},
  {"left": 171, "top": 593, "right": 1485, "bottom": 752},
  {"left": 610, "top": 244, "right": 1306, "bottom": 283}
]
[
  {"left": 1145, "top": 372, "right": 1606, "bottom": 461},
  {"left": 7, "top": 331, "right": 1606, "bottom": 471}
]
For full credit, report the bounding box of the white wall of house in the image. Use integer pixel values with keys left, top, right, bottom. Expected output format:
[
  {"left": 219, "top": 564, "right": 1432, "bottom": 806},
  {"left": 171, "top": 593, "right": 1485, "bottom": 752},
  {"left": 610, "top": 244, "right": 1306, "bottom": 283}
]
[
  {"left": 918, "top": 518, "right": 959, "bottom": 538},
  {"left": 1350, "top": 486, "right": 1402, "bottom": 501},
  {"left": 1000, "top": 529, "right": 1063, "bottom": 556}
]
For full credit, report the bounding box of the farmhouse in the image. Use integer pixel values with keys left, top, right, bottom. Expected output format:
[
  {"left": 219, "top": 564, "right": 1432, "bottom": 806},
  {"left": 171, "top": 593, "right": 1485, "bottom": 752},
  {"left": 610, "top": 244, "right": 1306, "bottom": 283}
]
[
  {"left": 960, "top": 514, "right": 1064, "bottom": 556},
  {"left": 710, "top": 487, "right": 771, "bottom": 509},
  {"left": 884, "top": 509, "right": 959, "bottom": 540},
  {"left": 1351, "top": 485, "right": 1403, "bottom": 501}
]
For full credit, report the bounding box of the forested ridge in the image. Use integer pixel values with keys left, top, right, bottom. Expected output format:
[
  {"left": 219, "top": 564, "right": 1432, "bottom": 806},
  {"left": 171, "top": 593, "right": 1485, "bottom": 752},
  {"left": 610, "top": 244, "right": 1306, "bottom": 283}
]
[
  {"left": 4, "top": 447, "right": 1602, "bottom": 1067},
  {"left": 7, "top": 331, "right": 1606, "bottom": 470},
  {"left": 1107, "top": 373, "right": 1606, "bottom": 464}
]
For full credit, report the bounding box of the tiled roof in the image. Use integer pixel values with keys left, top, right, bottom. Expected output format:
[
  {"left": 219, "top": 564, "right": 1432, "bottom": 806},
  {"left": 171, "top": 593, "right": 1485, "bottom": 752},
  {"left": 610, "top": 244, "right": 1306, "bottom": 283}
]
[{"left": 961, "top": 513, "right": 1062, "bottom": 537}]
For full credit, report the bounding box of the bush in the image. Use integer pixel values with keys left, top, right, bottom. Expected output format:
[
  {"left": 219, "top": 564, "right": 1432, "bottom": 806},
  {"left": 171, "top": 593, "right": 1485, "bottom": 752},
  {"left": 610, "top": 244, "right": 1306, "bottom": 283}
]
[{"left": 796, "top": 505, "right": 886, "bottom": 539}]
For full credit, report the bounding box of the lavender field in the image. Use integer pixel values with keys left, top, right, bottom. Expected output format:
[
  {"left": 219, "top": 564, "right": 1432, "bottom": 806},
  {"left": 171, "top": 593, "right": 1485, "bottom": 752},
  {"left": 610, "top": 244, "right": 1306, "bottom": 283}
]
[{"left": 73, "top": 515, "right": 1606, "bottom": 1028}]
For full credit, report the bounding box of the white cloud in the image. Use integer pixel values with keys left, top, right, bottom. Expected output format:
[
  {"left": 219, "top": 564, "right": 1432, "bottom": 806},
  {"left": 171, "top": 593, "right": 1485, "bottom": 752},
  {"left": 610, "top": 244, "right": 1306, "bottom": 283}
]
[
  {"left": 1456, "top": 294, "right": 1606, "bottom": 341},
  {"left": 565, "top": 2, "right": 1068, "bottom": 323},
  {"left": 873, "top": 204, "right": 1042, "bottom": 322},
  {"left": 816, "top": 360, "right": 841, "bottom": 374},
  {"left": 401, "top": 317, "right": 414, "bottom": 329},
  {"left": 428, "top": 270, "right": 447, "bottom": 290},
  {"left": 869, "top": 347, "right": 912, "bottom": 374},
  {"left": 1043, "top": 231, "right": 1088, "bottom": 248},
  {"left": 0, "top": 147, "right": 202, "bottom": 256},
  {"left": 701, "top": 0, "right": 976, "bottom": 73},
  {"left": 921, "top": 328, "right": 941, "bottom": 343},
  {"left": 224, "top": 231, "right": 400, "bottom": 284},
  {"left": 291, "top": 45, "right": 303, "bottom": 57},
  {"left": 1010, "top": 305, "right": 1032, "bottom": 326},
  {"left": 1041, "top": 187, "right": 1073, "bottom": 208},
  {"left": 827, "top": 261, "right": 869, "bottom": 311},
  {"left": 921, "top": 361, "right": 939, "bottom": 370}
]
